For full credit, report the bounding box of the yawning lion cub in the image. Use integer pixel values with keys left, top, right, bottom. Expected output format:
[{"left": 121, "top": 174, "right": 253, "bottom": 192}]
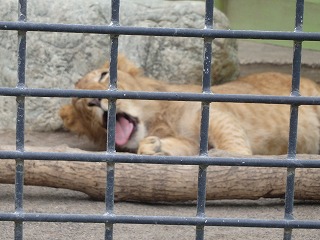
[{"left": 60, "top": 55, "right": 320, "bottom": 156}]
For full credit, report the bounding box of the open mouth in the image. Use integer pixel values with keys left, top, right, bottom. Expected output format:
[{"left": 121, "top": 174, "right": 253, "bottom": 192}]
[
  {"left": 103, "top": 111, "right": 137, "bottom": 147},
  {"left": 87, "top": 99, "right": 137, "bottom": 147}
]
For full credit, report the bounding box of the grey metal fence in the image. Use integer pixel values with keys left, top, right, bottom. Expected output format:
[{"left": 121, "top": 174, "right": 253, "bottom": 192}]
[{"left": 1, "top": 0, "right": 320, "bottom": 239}]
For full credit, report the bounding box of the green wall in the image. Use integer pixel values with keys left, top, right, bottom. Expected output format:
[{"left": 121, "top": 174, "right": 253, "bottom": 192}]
[{"left": 216, "top": 0, "right": 320, "bottom": 50}]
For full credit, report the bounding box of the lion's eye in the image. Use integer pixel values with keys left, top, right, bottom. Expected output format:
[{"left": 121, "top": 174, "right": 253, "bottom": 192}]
[{"left": 99, "top": 71, "right": 109, "bottom": 82}]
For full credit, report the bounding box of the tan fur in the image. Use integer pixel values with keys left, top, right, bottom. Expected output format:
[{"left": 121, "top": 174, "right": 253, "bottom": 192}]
[{"left": 60, "top": 55, "right": 320, "bottom": 156}]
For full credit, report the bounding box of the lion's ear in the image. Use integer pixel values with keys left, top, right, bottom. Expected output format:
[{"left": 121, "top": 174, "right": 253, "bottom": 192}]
[
  {"left": 102, "top": 54, "right": 142, "bottom": 77},
  {"left": 59, "top": 104, "right": 85, "bottom": 135}
]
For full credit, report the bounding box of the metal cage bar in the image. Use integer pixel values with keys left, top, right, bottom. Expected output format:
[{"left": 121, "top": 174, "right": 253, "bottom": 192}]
[
  {"left": 105, "top": 0, "right": 120, "bottom": 239},
  {"left": 2, "top": 87, "right": 320, "bottom": 104},
  {"left": 1, "top": 212, "right": 320, "bottom": 228},
  {"left": 15, "top": 0, "right": 27, "bottom": 239},
  {"left": 2, "top": 21, "right": 320, "bottom": 41},
  {"left": 1, "top": 150, "right": 320, "bottom": 167},
  {"left": 196, "top": 1, "right": 215, "bottom": 239},
  {"left": 283, "top": 1, "right": 305, "bottom": 239},
  {"left": 0, "top": 0, "right": 320, "bottom": 239}
]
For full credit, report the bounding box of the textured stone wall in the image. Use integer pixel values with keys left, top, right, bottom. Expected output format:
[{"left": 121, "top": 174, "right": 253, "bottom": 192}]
[{"left": 0, "top": 0, "right": 239, "bottom": 131}]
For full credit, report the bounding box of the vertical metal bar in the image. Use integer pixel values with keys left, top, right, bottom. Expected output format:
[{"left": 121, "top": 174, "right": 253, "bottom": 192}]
[
  {"left": 196, "top": 1, "right": 214, "bottom": 239},
  {"left": 105, "top": 39, "right": 118, "bottom": 240},
  {"left": 283, "top": 1, "right": 304, "bottom": 239},
  {"left": 111, "top": 0, "right": 120, "bottom": 25},
  {"left": 15, "top": 1, "right": 27, "bottom": 240},
  {"left": 294, "top": 0, "right": 304, "bottom": 32},
  {"left": 195, "top": 164, "right": 208, "bottom": 240},
  {"left": 105, "top": 1, "right": 120, "bottom": 240},
  {"left": 15, "top": 100, "right": 25, "bottom": 240},
  {"left": 204, "top": 0, "right": 214, "bottom": 29},
  {"left": 199, "top": 40, "right": 212, "bottom": 155}
]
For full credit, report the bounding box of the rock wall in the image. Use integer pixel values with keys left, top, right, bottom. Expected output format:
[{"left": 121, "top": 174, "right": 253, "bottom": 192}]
[{"left": 0, "top": 0, "right": 239, "bottom": 131}]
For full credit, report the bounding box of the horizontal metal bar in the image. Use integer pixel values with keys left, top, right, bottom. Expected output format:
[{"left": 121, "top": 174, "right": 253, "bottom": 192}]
[
  {"left": 0, "top": 150, "right": 320, "bottom": 168},
  {"left": 1, "top": 87, "right": 320, "bottom": 105},
  {"left": 1, "top": 21, "right": 320, "bottom": 41},
  {"left": 0, "top": 212, "right": 320, "bottom": 229}
]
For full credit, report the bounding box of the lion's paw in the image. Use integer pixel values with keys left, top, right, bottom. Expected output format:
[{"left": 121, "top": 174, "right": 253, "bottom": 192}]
[{"left": 137, "top": 136, "right": 166, "bottom": 155}]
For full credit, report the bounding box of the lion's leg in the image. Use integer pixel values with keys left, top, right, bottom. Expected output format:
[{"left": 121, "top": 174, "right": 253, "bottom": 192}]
[
  {"left": 208, "top": 111, "right": 252, "bottom": 155},
  {"left": 137, "top": 136, "right": 198, "bottom": 156}
]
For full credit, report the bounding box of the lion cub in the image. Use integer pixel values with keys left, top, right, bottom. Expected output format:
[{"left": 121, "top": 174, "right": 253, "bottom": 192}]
[{"left": 60, "top": 56, "right": 320, "bottom": 156}]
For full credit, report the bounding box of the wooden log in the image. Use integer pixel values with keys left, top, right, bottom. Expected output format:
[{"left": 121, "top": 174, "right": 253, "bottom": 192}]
[{"left": 0, "top": 145, "right": 320, "bottom": 202}]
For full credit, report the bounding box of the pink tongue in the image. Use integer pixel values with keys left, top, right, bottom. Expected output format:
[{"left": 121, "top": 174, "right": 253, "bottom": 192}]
[{"left": 115, "top": 116, "right": 134, "bottom": 146}]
